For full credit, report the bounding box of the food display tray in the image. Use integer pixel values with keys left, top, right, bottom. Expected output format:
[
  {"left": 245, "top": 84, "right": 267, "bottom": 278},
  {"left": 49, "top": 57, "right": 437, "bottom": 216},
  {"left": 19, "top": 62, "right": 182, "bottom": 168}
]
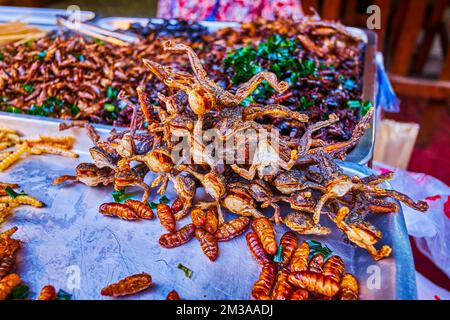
[
  {"left": 0, "top": 113, "right": 416, "bottom": 300},
  {"left": 0, "top": 6, "right": 95, "bottom": 29}
]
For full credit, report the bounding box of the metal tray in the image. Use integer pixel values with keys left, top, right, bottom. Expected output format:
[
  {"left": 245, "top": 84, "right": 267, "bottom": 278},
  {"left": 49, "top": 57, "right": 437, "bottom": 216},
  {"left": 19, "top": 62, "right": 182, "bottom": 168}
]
[
  {"left": 0, "top": 113, "right": 416, "bottom": 300},
  {"left": 0, "top": 6, "right": 95, "bottom": 29}
]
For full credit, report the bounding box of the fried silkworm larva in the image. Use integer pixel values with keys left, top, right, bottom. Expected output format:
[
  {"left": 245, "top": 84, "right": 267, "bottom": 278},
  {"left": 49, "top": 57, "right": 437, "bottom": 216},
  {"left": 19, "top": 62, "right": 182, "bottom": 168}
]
[
  {"left": 99, "top": 202, "right": 139, "bottom": 221},
  {"left": 0, "top": 273, "right": 21, "bottom": 300},
  {"left": 159, "top": 223, "right": 196, "bottom": 249},
  {"left": 271, "top": 268, "right": 293, "bottom": 300},
  {"left": 195, "top": 228, "right": 218, "bottom": 261},
  {"left": 0, "top": 142, "right": 28, "bottom": 171},
  {"left": 124, "top": 199, "right": 154, "bottom": 220},
  {"left": 322, "top": 256, "right": 345, "bottom": 284},
  {"left": 204, "top": 206, "right": 219, "bottom": 234},
  {"left": 288, "top": 271, "right": 340, "bottom": 297},
  {"left": 308, "top": 253, "right": 325, "bottom": 273},
  {"left": 0, "top": 195, "right": 44, "bottom": 208},
  {"left": 0, "top": 127, "right": 17, "bottom": 134},
  {"left": 28, "top": 145, "right": 79, "bottom": 158},
  {"left": 166, "top": 290, "right": 180, "bottom": 300},
  {"left": 190, "top": 207, "right": 206, "bottom": 227},
  {"left": 0, "top": 142, "right": 12, "bottom": 151},
  {"left": 26, "top": 135, "right": 75, "bottom": 146},
  {"left": 290, "top": 242, "right": 310, "bottom": 273},
  {"left": 157, "top": 203, "right": 176, "bottom": 232},
  {"left": 252, "top": 263, "right": 277, "bottom": 300},
  {"left": 101, "top": 273, "right": 152, "bottom": 297},
  {"left": 251, "top": 217, "right": 277, "bottom": 255},
  {"left": 290, "top": 288, "right": 309, "bottom": 300},
  {"left": 0, "top": 256, "right": 15, "bottom": 280},
  {"left": 246, "top": 232, "right": 271, "bottom": 266},
  {"left": 171, "top": 197, "right": 183, "bottom": 214},
  {"left": 279, "top": 232, "right": 298, "bottom": 267},
  {"left": 37, "top": 285, "right": 57, "bottom": 300},
  {"left": 214, "top": 217, "right": 250, "bottom": 242},
  {"left": 0, "top": 153, "right": 12, "bottom": 161},
  {"left": 339, "top": 273, "right": 359, "bottom": 300}
]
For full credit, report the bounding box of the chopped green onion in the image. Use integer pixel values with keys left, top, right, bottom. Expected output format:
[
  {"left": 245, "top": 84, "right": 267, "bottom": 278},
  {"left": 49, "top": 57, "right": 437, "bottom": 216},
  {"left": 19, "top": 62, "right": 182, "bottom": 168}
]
[
  {"left": 36, "top": 51, "right": 47, "bottom": 59},
  {"left": 177, "top": 263, "right": 193, "bottom": 279},
  {"left": 0, "top": 52, "right": 4, "bottom": 61},
  {"left": 56, "top": 289, "right": 72, "bottom": 300},
  {"left": 112, "top": 190, "right": 137, "bottom": 203},
  {"left": 273, "top": 245, "right": 284, "bottom": 263},
  {"left": 69, "top": 105, "right": 80, "bottom": 116},
  {"left": 6, "top": 106, "right": 21, "bottom": 114},
  {"left": 78, "top": 54, "right": 85, "bottom": 62},
  {"left": 362, "top": 101, "right": 373, "bottom": 116},
  {"left": 149, "top": 202, "right": 158, "bottom": 209},
  {"left": 159, "top": 195, "right": 170, "bottom": 204},
  {"left": 94, "top": 38, "right": 105, "bottom": 45},
  {"left": 5, "top": 186, "right": 19, "bottom": 199},
  {"left": 11, "top": 284, "right": 30, "bottom": 299},
  {"left": 347, "top": 100, "right": 362, "bottom": 109},
  {"left": 23, "top": 84, "right": 33, "bottom": 93},
  {"left": 107, "top": 86, "right": 118, "bottom": 100},
  {"left": 103, "top": 103, "right": 116, "bottom": 113},
  {"left": 307, "top": 240, "right": 332, "bottom": 260}
]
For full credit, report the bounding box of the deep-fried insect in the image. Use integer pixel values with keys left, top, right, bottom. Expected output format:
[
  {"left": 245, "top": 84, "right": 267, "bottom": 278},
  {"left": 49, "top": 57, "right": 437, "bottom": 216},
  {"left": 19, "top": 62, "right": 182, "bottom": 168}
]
[
  {"left": 288, "top": 271, "right": 340, "bottom": 297},
  {"left": 246, "top": 232, "right": 272, "bottom": 266},
  {"left": 190, "top": 207, "right": 206, "bottom": 227},
  {"left": 251, "top": 217, "right": 277, "bottom": 255},
  {"left": 157, "top": 203, "right": 176, "bottom": 232},
  {"left": 99, "top": 203, "right": 139, "bottom": 221},
  {"left": 279, "top": 232, "right": 298, "bottom": 267},
  {"left": 101, "top": 273, "right": 152, "bottom": 297},
  {"left": 308, "top": 253, "right": 325, "bottom": 273},
  {"left": 37, "top": 285, "right": 57, "bottom": 300},
  {"left": 214, "top": 217, "right": 250, "bottom": 242},
  {"left": 124, "top": 199, "right": 154, "bottom": 220},
  {"left": 171, "top": 197, "right": 183, "bottom": 214},
  {"left": 0, "top": 273, "right": 20, "bottom": 300},
  {"left": 0, "top": 227, "right": 21, "bottom": 260},
  {"left": 0, "top": 256, "right": 14, "bottom": 280},
  {"left": 271, "top": 268, "right": 293, "bottom": 300},
  {"left": 290, "top": 242, "right": 310, "bottom": 273},
  {"left": 159, "top": 224, "right": 196, "bottom": 249},
  {"left": 339, "top": 274, "right": 359, "bottom": 300},
  {"left": 166, "top": 290, "right": 180, "bottom": 300},
  {"left": 204, "top": 206, "right": 219, "bottom": 234},
  {"left": 322, "top": 256, "right": 345, "bottom": 284},
  {"left": 195, "top": 228, "right": 219, "bottom": 261},
  {"left": 290, "top": 288, "right": 309, "bottom": 300},
  {"left": 251, "top": 263, "right": 277, "bottom": 300}
]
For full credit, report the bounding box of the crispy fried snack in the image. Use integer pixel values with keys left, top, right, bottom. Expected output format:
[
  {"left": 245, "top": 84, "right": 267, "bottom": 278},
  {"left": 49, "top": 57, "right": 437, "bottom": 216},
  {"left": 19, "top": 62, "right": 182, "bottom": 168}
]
[
  {"left": 37, "top": 285, "right": 57, "bottom": 300},
  {"left": 339, "top": 273, "right": 359, "bottom": 300},
  {"left": 214, "top": 217, "right": 250, "bottom": 242},
  {"left": 0, "top": 227, "right": 20, "bottom": 260},
  {"left": 252, "top": 263, "right": 277, "bottom": 300},
  {"left": 101, "top": 272, "right": 152, "bottom": 297},
  {"left": 271, "top": 269, "right": 293, "bottom": 300},
  {"left": 290, "top": 242, "right": 310, "bottom": 273},
  {"left": 166, "top": 290, "right": 180, "bottom": 300},
  {"left": 288, "top": 271, "right": 340, "bottom": 297},
  {"left": 99, "top": 202, "right": 139, "bottom": 221},
  {"left": 171, "top": 197, "right": 184, "bottom": 214},
  {"left": 190, "top": 207, "right": 206, "bottom": 227},
  {"left": 28, "top": 145, "right": 79, "bottom": 158},
  {"left": 195, "top": 228, "right": 219, "bottom": 261},
  {"left": 0, "top": 256, "right": 15, "bottom": 280},
  {"left": 322, "top": 256, "right": 345, "bottom": 283},
  {"left": 309, "top": 253, "right": 325, "bottom": 273},
  {"left": 0, "top": 195, "right": 44, "bottom": 208},
  {"left": 204, "top": 206, "right": 219, "bottom": 234},
  {"left": 159, "top": 223, "right": 196, "bottom": 249},
  {"left": 157, "top": 203, "right": 176, "bottom": 232},
  {"left": 124, "top": 199, "right": 154, "bottom": 220},
  {"left": 0, "top": 142, "right": 28, "bottom": 171},
  {"left": 279, "top": 232, "right": 298, "bottom": 267},
  {"left": 251, "top": 217, "right": 277, "bottom": 255},
  {"left": 246, "top": 232, "right": 272, "bottom": 266},
  {"left": 0, "top": 273, "right": 21, "bottom": 300},
  {"left": 290, "top": 288, "right": 309, "bottom": 300}
]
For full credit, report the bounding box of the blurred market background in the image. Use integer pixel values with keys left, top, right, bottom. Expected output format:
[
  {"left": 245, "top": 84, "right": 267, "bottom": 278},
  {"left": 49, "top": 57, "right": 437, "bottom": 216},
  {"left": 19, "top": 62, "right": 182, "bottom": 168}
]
[{"left": 0, "top": 0, "right": 449, "bottom": 298}]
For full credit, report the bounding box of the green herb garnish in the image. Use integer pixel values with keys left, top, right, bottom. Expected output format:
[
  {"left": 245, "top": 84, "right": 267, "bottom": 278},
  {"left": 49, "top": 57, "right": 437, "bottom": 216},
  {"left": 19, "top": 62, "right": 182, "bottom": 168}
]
[
  {"left": 112, "top": 190, "right": 137, "bottom": 203},
  {"left": 56, "top": 289, "right": 72, "bottom": 300},
  {"left": 69, "top": 104, "right": 80, "bottom": 116},
  {"left": 273, "top": 245, "right": 284, "bottom": 263},
  {"left": 307, "top": 240, "right": 332, "bottom": 260},
  {"left": 177, "top": 263, "right": 193, "bottom": 279},
  {"left": 107, "top": 86, "right": 118, "bottom": 100},
  {"left": 11, "top": 284, "right": 30, "bottom": 299},
  {"left": 297, "top": 96, "right": 314, "bottom": 111},
  {"left": 78, "top": 54, "right": 85, "bottom": 62},
  {"left": 149, "top": 202, "right": 158, "bottom": 209},
  {"left": 27, "top": 97, "right": 64, "bottom": 117},
  {"left": 103, "top": 103, "right": 116, "bottom": 113},
  {"left": 5, "top": 186, "right": 19, "bottom": 199},
  {"left": 0, "top": 52, "right": 4, "bottom": 61},
  {"left": 36, "top": 51, "right": 47, "bottom": 59},
  {"left": 159, "top": 195, "right": 169, "bottom": 204},
  {"left": 6, "top": 106, "right": 21, "bottom": 114},
  {"left": 362, "top": 101, "right": 373, "bottom": 116},
  {"left": 347, "top": 100, "right": 362, "bottom": 109},
  {"left": 23, "top": 84, "right": 33, "bottom": 93},
  {"left": 94, "top": 38, "right": 105, "bottom": 45}
]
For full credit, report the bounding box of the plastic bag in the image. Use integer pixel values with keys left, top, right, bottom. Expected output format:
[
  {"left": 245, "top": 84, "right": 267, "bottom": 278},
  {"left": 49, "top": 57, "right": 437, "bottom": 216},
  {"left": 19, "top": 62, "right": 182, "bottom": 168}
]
[
  {"left": 376, "top": 53, "right": 400, "bottom": 112},
  {"left": 374, "top": 162, "right": 450, "bottom": 278}
]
